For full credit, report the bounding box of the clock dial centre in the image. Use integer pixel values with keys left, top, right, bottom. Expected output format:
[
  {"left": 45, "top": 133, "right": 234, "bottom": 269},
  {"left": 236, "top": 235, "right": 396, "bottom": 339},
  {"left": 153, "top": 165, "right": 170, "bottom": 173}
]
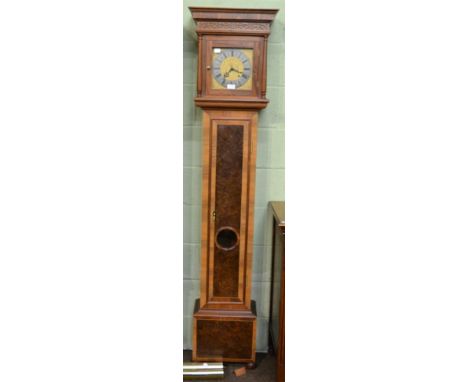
[{"left": 212, "top": 48, "right": 253, "bottom": 90}]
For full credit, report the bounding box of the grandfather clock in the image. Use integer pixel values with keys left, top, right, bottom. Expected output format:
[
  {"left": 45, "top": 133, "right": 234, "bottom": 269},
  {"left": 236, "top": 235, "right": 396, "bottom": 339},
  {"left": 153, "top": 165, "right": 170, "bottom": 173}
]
[{"left": 190, "top": 7, "right": 278, "bottom": 367}]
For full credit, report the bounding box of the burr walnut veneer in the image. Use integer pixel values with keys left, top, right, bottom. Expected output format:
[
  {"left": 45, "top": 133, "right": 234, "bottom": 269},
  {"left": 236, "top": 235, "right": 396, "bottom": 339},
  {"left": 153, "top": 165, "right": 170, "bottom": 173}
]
[{"left": 190, "top": 7, "right": 277, "bottom": 366}]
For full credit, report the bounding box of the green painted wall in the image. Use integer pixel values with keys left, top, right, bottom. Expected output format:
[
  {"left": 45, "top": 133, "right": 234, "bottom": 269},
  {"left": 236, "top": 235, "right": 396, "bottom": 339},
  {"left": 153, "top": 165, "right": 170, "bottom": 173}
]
[{"left": 183, "top": 0, "right": 284, "bottom": 352}]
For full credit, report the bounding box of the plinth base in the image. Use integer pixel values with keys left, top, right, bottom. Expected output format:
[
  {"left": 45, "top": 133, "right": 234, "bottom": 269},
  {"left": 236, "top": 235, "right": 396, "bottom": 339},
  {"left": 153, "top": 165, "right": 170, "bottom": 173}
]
[{"left": 192, "top": 299, "right": 257, "bottom": 364}]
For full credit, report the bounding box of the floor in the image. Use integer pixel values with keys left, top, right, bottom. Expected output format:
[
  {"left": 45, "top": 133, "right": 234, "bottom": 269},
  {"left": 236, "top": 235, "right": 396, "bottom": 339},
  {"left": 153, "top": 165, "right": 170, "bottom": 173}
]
[{"left": 183, "top": 351, "right": 276, "bottom": 382}]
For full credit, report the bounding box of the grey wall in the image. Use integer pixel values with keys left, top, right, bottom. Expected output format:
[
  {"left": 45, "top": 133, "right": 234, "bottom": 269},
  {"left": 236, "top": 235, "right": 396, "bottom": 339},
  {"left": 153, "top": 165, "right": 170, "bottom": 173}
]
[{"left": 183, "top": 0, "right": 284, "bottom": 352}]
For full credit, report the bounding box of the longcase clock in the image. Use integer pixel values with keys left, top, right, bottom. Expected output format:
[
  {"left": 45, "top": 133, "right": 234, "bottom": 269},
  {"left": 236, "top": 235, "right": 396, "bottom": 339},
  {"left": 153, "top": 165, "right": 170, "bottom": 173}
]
[{"left": 189, "top": 7, "right": 278, "bottom": 367}]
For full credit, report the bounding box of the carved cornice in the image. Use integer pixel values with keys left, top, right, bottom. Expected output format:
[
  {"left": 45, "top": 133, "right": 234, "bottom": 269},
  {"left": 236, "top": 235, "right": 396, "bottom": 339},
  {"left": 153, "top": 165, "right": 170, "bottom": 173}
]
[
  {"left": 197, "top": 21, "right": 270, "bottom": 35},
  {"left": 198, "top": 20, "right": 268, "bottom": 32},
  {"left": 190, "top": 7, "right": 278, "bottom": 36}
]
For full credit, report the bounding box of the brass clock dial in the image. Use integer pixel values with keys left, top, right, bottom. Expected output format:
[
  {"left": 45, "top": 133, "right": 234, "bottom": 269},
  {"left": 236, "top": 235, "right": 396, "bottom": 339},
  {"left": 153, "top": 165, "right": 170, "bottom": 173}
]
[{"left": 211, "top": 48, "right": 253, "bottom": 90}]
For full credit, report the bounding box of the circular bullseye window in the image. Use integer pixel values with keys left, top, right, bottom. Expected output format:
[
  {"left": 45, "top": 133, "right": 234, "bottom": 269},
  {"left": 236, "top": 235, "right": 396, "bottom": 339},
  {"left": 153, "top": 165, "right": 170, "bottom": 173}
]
[{"left": 215, "top": 227, "right": 239, "bottom": 251}]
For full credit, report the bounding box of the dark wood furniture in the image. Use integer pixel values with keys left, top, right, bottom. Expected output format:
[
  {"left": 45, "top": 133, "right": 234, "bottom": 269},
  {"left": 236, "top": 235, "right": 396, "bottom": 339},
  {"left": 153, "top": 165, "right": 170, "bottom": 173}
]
[
  {"left": 189, "top": 7, "right": 278, "bottom": 367},
  {"left": 268, "top": 201, "right": 285, "bottom": 382}
]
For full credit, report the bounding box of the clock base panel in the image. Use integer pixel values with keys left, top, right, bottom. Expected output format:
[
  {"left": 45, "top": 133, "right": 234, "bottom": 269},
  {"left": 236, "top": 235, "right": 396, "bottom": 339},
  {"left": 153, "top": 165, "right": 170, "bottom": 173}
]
[{"left": 192, "top": 299, "right": 257, "bottom": 364}]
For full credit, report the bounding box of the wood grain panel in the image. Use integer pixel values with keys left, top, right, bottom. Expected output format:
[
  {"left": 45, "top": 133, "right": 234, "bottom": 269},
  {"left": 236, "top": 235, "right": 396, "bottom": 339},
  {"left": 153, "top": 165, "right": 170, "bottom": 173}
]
[
  {"left": 213, "top": 125, "right": 243, "bottom": 297},
  {"left": 197, "top": 319, "right": 253, "bottom": 359}
]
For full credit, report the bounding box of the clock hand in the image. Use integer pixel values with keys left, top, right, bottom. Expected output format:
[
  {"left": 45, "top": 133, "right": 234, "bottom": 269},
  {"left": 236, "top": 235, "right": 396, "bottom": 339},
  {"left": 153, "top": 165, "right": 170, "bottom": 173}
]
[
  {"left": 224, "top": 67, "right": 235, "bottom": 78},
  {"left": 224, "top": 67, "right": 243, "bottom": 77}
]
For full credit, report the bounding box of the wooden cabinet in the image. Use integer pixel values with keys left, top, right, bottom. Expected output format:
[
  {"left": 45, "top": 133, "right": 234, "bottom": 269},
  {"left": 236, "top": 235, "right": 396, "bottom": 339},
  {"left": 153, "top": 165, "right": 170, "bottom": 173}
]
[
  {"left": 190, "top": 7, "right": 278, "bottom": 367},
  {"left": 269, "top": 201, "right": 285, "bottom": 382}
]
